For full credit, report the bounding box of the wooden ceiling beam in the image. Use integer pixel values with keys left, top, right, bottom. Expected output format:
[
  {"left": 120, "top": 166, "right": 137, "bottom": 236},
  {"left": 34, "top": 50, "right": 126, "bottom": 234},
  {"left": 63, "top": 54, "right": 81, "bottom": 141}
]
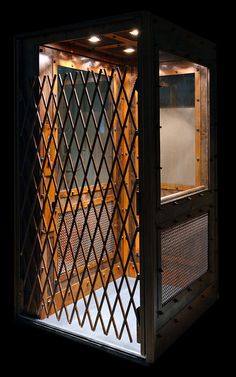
[{"left": 104, "top": 33, "right": 137, "bottom": 47}]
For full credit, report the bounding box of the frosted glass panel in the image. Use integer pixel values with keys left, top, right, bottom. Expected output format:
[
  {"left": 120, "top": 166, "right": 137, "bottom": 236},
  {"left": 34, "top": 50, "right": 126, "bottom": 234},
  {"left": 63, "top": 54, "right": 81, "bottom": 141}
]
[
  {"left": 160, "top": 107, "right": 195, "bottom": 186},
  {"left": 159, "top": 52, "right": 209, "bottom": 202}
]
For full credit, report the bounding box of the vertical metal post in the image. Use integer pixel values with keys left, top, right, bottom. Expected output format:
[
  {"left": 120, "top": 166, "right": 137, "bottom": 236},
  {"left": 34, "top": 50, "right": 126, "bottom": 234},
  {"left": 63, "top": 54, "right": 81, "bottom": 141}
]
[
  {"left": 209, "top": 64, "right": 218, "bottom": 289},
  {"left": 14, "top": 38, "right": 22, "bottom": 316},
  {"left": 138, "top": 13, "right": 158, "bottom": 362}
]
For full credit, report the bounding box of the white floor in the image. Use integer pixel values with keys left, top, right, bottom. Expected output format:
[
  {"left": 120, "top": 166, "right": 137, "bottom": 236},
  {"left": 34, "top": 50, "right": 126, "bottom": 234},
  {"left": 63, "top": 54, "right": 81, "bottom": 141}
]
[{"left": 40, "top": 277, "right": 141, "bottom": 355}]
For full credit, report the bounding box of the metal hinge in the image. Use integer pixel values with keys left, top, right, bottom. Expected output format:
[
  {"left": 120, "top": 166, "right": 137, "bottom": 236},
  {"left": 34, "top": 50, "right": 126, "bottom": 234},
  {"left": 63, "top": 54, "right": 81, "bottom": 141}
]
[{"left": 136, "top": 306, "right": 141, "bottom": 344}]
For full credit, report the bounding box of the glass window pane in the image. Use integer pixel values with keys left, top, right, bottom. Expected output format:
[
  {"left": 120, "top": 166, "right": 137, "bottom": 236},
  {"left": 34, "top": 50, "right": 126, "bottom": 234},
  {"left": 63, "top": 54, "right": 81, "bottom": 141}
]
[
  {"left": 57, "top": 67, "right": 113, "bottom": 190},
  {"left": 159, "top": 52, "right": 209, "bottom": 202}
]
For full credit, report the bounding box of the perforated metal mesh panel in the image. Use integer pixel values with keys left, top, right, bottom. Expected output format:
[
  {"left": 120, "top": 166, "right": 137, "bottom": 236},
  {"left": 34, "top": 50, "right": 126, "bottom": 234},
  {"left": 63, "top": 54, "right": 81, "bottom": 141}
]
[
  {"left": 57, "top": 202, "right": 115, "bottom": 273},
  {"left": 161, "top": 214, "right": 208, "bottom": 304}
]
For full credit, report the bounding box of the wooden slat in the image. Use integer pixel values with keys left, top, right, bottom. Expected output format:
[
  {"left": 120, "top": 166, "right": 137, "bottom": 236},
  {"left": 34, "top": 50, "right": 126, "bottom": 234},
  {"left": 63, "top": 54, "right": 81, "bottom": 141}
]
[
  {"left": 195, "top": 69, "right": 201, "bottom": 187},
  {"left": 159, "top": 66, "right": 196, "bottom": 76},
  {"left": 57, "top": 194, "right": 114, "bottom": 213},
  {"left": 134, "top": 86, "right": 140, "bottom": 260},
  {"left": 104, "top": 33, "right": 136, "bottom": 48},
  {"left": 199, "top": 66, "right": 209, "bottom": 187},
  {"left": 127, "top": 262, "right": 140, "bottom": 278},
  {"left": 59, "top": 183, "right": 109, "bottom": 198},
  {"left": 161, "top": 183, "right": 194, "bottom": 191},
  {"left": 122, "top": 71, "right": 130, "bottom": 267},
  {"left": 59, "top": 252, "right": 115, "bottom": 282},
  {"left": 96, "top": 43, "right": 126, "bottom": 50}
]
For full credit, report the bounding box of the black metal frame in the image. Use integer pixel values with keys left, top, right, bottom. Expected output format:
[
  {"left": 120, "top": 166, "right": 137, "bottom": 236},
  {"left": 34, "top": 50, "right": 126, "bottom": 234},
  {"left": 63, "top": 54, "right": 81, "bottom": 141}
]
[{"left": 14, "top": 11, "right": 218, "bottom": 364}]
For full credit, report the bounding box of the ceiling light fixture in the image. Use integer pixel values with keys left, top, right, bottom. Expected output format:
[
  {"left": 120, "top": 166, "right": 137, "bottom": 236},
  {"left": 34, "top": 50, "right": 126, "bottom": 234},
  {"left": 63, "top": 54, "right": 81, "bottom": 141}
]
[
  {"left": 130, "top": 29, "right": 139, "bottom": 36},
  {"left": 88, "top": 36, "right": 101, "bottom": 43},
  {"left": 123, "top": 48, "right": 135, "bottom": 54}
]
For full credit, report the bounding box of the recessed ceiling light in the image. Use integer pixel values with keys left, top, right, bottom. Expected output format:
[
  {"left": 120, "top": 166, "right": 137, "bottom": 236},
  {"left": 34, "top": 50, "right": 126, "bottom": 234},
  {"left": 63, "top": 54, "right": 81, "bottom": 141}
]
[
  {"left": 130, "top": 29, "right": 139, "bottom": 36},
  {"left": 88, "top": 36, "right": 101, "bottom": 43},
  {"left": 123, "top": 48, "right": 135, "bottom": 54}
]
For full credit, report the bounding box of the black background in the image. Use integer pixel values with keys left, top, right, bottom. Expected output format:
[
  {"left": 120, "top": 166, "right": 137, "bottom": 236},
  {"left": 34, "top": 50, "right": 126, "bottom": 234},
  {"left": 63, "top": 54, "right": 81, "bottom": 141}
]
[{"left": 8, "top": 1, "right": 232, "bottom": 373}]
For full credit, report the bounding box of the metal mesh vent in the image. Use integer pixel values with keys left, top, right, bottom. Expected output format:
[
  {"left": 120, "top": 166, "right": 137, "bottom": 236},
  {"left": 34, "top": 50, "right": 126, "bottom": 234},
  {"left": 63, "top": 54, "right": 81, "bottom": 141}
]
[
  {"left": 161, "top": 214, "right": 208, "bottom": 304},
  {"left": 58, "top": 201, "right": 114, "bottom": 273}
]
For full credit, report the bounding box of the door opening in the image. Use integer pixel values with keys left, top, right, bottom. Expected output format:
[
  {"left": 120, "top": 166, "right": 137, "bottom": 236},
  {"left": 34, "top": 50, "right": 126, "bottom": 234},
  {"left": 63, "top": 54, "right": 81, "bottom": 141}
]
[{"left": 20, "top": 34, "right": 141, "bottom": 355}]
